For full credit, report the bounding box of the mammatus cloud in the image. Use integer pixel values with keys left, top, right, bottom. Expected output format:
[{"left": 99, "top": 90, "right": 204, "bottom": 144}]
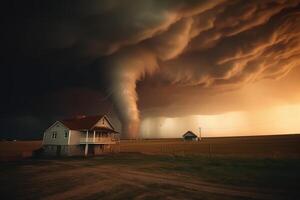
[{"left": 6, "top": 0, "right": 300, "bottom": 138}]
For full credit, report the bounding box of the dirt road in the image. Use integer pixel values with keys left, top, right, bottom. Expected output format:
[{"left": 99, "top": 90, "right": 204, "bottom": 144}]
[{"left": 1, "top": 156, "right": 295, "bottom": 200}]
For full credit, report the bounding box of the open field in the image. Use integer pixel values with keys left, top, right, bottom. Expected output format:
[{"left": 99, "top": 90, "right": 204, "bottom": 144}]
[
  {"left": 1, "top": 153, "right": 299, "bottom": 200},
  {"left": 1, "top": 134, "right": 300, "bottom": 161},
  {"left": 1, "top": 136, "right": 299, "bottom": 199},
  {"left": 119, "top": 134, "right": 300, "bottom": 157},
  {"left": 0, "top": 141, "right": 41, "bottom": 161}
]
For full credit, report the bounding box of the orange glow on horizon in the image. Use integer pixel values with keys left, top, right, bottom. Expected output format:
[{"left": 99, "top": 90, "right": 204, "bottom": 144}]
[{"left": 141, "top": 104, "right": 300, "bottom": 138}]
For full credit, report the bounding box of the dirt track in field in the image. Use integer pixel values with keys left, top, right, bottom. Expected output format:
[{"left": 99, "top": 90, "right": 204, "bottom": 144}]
[
  {"left": 1, "top": 136, "right": 299, "bottom": 200},
  {"left": 43, "top": 166, "right": 272, "bottom": 200},
  {"left": 1, "top": 159, "right": 291, "bottom": 200}
]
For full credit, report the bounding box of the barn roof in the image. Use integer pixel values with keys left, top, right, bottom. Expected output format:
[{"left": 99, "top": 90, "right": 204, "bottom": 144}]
[
  {"left": 183, "top": 131, "right": 198, "bottom": 138},
  {"left": 60, "top": 115, "right": 105, "bottom": 130}
]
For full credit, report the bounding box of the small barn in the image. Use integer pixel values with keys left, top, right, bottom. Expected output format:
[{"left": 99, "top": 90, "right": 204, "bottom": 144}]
[
  {"left": 42, "top": 115, "right": 119, "bottom": 156},
  {"left": 183, "top": 131, "right": 199, "bottom": 141}
]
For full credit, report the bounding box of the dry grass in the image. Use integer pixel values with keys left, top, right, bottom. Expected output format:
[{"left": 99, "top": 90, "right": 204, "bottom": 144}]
[
  {"left": 117, "top": 135, "right": 300, "bottom": 158},
  {"left": 0, "top": 153, "right": 299, "bottom": 200},
  {"left": 1, "top": 135, "right": 300, "bottom": 199},
  {"left": 0, "top": 141, "right": 42, "bottom": 161},
  {"left": 1, "top": 135, "right": 300, "bottom": 162}
]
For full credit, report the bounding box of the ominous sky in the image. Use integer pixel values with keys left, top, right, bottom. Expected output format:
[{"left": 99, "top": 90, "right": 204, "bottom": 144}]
[{"left": 1, "top": 0, "right": 300, "bottom": 139}]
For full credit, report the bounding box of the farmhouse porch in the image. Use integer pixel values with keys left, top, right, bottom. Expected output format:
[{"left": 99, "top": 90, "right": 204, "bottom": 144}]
[{"left": 80, "top": 127, "right": 119, "bottom": 156}]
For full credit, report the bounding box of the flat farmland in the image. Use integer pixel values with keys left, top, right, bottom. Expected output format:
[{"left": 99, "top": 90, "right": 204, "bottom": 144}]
[
  {"left": 1, "top": 153, "right": 300, "bottom": 200},
  {"left": 118, "top": 134, "right": 300, "bottom": 157},
  {"left": 1, "top": 134, "right": 300, "bottom": 161},
  {"left": 0, "top": 141, "right": 42, "bottom": 161},
  {"left": 1, "top": 135, "right": 300, "bottom": 200}
]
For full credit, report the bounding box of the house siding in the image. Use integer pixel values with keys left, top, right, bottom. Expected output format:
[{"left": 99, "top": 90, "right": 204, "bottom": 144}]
[
  {"left": 94, "top": 117, "right": 113, "bottom": 129},
  {"left": 69, "top": 130, "right": 82, "bottom": 145},
  {"left": 43, "top": 121, "right": 69, "bottom": 145}
]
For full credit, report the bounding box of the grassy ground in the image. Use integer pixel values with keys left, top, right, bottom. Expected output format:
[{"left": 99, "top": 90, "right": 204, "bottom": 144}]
[
  {"left": 0, "top": 141, "right": 41, "bottom": 161},
  {"left": 0, "top": 153, "right": 299, "bottom": 200},
  {"left": 1, "top": 134, "right": 300, "bottom": 161}
]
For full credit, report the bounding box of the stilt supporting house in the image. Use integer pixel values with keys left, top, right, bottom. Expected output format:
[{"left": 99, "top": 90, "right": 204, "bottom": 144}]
[{"left": 85, "top": 130, "right": 89, "bottom": 156}]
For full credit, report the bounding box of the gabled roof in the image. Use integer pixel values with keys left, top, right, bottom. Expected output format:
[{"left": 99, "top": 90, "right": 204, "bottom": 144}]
[
  {"left": 92, "top": 127, "right": 119, "bottom": 133},
  {"left": 183, "top": 131, "right": 198, "bottom": 138},
  {"left": 60, "top": 115, "right": 104, "bottom": 130}
]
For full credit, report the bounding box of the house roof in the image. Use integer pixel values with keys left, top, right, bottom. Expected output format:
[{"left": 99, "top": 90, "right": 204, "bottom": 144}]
[
  {"left": 92, "top": 126, "right": 119, "bottom": 133},
  {"left": 183, "top": 131, "right": 198, "bottom": 138},
  {"left": 60, "top": 115, "right": 105, "bottom": 130}
]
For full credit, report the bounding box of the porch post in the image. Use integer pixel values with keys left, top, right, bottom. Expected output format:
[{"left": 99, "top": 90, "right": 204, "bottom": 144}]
[
  {"left": 93, "top": 130, "right": 95, "bottom": 142},
  {"left": 86, "top": 130, "right": 88, "bottom": 142},
  {"left": 85, "top": 130, "right": 89, "bottom": 156}
]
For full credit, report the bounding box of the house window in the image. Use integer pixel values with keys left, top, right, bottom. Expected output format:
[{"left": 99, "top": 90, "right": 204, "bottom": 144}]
[
  {"left": 52, "top": 131, "right": 57, "bottom": 139},
  {"left": 64, "top": 130, "right": 68, "bottom": 138}
]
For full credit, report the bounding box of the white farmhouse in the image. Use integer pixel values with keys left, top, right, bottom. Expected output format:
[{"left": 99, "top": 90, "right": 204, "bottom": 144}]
[{"left": 42, "top": 115, "right": 119, "bottom": 156}]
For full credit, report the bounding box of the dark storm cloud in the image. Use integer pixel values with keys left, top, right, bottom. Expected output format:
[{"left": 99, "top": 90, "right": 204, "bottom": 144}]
[
  {"left": 1, "top": 0, "right": 300, "bottom": 138},
  {"left": 159, "top": 0, "right": 300, "bottom": 87}
]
